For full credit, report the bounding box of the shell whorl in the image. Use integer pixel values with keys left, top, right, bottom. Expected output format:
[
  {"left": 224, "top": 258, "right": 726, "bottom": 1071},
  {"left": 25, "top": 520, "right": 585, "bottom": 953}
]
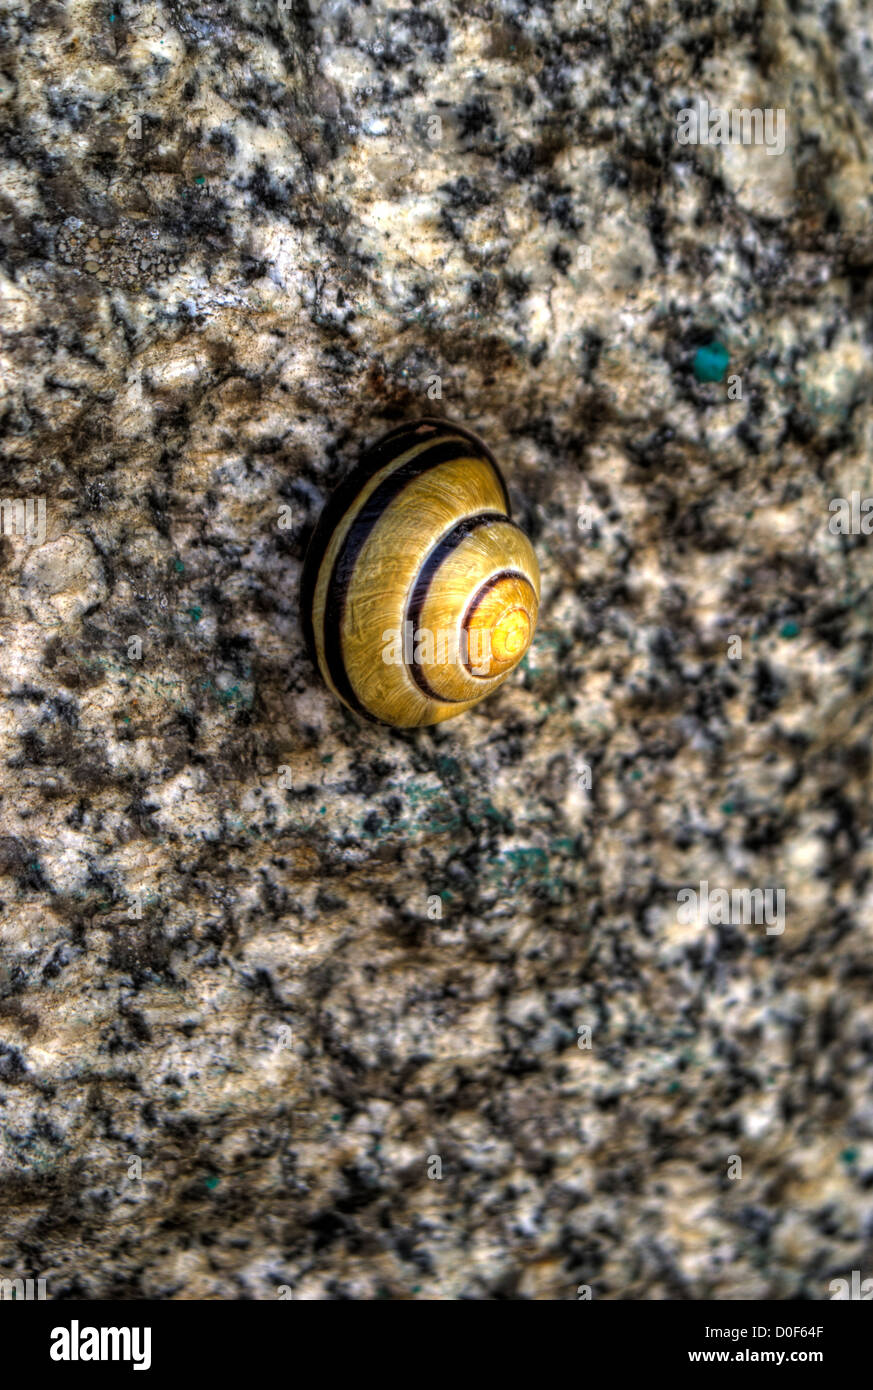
[{"left": 301, "top": 418, "right": 540, "bottom": 728}]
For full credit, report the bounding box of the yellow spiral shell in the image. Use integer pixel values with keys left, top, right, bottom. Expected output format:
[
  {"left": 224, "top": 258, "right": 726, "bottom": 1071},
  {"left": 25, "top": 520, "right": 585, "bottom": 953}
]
[{"left": 301, "top": 417, "right": 540, "bottom": 728}]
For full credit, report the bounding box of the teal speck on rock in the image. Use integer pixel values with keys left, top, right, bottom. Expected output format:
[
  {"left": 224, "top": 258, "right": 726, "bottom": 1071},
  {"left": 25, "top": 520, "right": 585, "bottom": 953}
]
[{"left": 693, "top": 341, "right": 730, "bottom": 383}]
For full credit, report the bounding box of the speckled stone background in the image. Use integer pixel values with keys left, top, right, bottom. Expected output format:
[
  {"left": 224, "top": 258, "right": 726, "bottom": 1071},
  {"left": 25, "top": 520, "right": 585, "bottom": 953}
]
[{"left": 1, "top": 0, "right": 872, "bottom": 1300}]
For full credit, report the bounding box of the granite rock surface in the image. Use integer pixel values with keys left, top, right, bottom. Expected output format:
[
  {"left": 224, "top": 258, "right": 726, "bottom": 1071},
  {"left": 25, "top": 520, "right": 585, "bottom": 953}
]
[{"left": 0, "top": 0, "right": 872, "bottom": 1299}]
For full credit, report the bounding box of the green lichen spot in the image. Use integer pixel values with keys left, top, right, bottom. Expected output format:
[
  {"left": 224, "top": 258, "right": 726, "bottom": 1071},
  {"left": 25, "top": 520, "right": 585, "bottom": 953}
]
[
  {"left": 780, "top": 621, "right": 799, "bottom": 639},
  {"left": 693, "top": 341, "right": 729, "bottom": 383}
]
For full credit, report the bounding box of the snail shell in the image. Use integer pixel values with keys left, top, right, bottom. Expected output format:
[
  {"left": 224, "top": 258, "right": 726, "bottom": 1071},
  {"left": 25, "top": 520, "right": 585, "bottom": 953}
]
[{"left": 300, "top": 417, "right": 540, "bottom": 728}]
